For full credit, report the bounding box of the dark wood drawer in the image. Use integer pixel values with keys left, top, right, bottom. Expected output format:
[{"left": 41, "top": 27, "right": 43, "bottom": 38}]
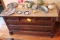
[
  {"left": 7, "top": 21, "right": 52, "bottom": 26},
  {"left": 19, "top": 22, "right": 52, "bottom": 26},
  {"left": 3, "top": 17, "right": 19, "bottom": 21},
  {"left": 19, "top": 17, "right": 54, "bottom": 22},
  {"left": 19, "top": 18, "right": 52, "bottom": 23},
  {"left": 7, "top": 21, "right": 19, "bottom": 25},
  {"left": 18, "top": 17, "right": 53, "bottom": 26},
  {"left": 8, "top": 25, "right": 53, "bottom": 32},
  {"left": 5, "top": 17, "right": 54, "bottom": 26},
  {"left": 10, "top": 30, "right": 52, "bottom": 36},
  {"left": 19, "top": 17, "right": 36, "bottom": 23},
  {"left": 35, "top": 17, "right": 52, "bottom": 21}
]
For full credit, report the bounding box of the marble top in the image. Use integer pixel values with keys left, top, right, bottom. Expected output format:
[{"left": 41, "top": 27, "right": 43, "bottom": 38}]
[{"left": 0, "top": 4, "right": 59, "bottom": 17}]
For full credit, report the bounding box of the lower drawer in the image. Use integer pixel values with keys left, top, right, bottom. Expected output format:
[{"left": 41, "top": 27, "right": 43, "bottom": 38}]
[
  {"left": 8, "top": 25, "right": 53, "bottom": 32},
  {"left": 7, "top": 21, "right": 52, "bottom": 26},
  {"left": 9, "top": 30, "right": 52, "bottom": 37}
]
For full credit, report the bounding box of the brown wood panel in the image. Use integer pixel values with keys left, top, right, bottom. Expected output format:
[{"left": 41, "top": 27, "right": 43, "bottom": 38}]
[
  {"left": 3, "top": 17, "right": 55, "bottom": 37},
  {"left": 8, "top": 25, "right": 53, "bottom": 32},
  {"left": 3, "top": 17, "right": 19, "bottom": 21},
  {"left": 6, "top": 20, "right": 52, "bottom": 26},
  {"left": 10, "top": 30, "right": 51, "bottom": 36},
  {"left": 35, "top": 17, "right": 52, "bottom": 21}
]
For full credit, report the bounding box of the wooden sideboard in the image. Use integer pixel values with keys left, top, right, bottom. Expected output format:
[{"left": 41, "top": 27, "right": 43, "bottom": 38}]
[
  {"left": 3, "top": 17, "right": 56, "bottom": 37},
  {"left": 0, "top": 4, "right": 59, "bottom": 37}
]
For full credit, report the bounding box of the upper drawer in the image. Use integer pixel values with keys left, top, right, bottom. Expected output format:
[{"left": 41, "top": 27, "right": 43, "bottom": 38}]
[
  {"left": 3, "top": 17, "right": 19, "bottom": 21},
  {"left": 35, "top": 17, "right": 52, "bottom": 21},
  {"left": 18, "top": 17, "right": 53, "bottom": 23}
]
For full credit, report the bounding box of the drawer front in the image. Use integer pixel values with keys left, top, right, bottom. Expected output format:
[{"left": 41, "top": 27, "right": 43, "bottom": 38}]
[
  {"left": 19, "top": 17, "right": 52, "bottom": 21},
  {"left": 18, "top": 17, "right": 53, "bottom": 26},
  {"left": 3, "top": 17, "right": 19, "bottom": 21},
  {"left": 8, "top": 25, "right": 53, "bottom": 32},
  {"left": 35, "top": 17, "right": 52, "bottom": 21},
  {"left": 4, "top": 17, "right": 54, "bottom": 26},
  {"left": 7, "top": 20, "right": 52, "bottom": 26},
  {"left": 19, "top": 17, "right": 52, "bottom": 22},
  {"left": 10, "top": 30, "right": 51, "bottom": 36},
  {"left": 6, "top": 21, "right": 19, "bottom": 25},
  {"left": 19, "top": 21, "right": 52, "bottom": 26},
  {"left": 19, "top": 17, "right": 53, "bottom": 22}
]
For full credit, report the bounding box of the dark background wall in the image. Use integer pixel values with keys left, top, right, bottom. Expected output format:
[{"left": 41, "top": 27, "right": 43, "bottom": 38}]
[{"left": 0, "top": 0, "right": 4, "bottom": 14}]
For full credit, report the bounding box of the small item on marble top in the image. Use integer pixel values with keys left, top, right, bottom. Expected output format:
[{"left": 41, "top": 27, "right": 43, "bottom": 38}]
[
  {"left": 38, "top": 5, "right": 48, "bottom": 13},
  {"left": 24, "top": 1, "right": 29, "bottom": 8},
  {"left": 32, "top": 5, "right": 38, "bottom": 10},
  {"left": 37, "top": 0, "right": 43, "bottom": 5},
  {"left": 24, "top": 1, "right": 33, "bottom": 8},
  {"left": 48, "top": 4, "right": 55, "bottom": 10},
  {"left": 33, "top": 9, "right": 38, "bottom": 13},
  {"left": 28, "top": 1, "right": 34, "bottom": 8},
  {"left": 7, "top": 3, "right": 13, "bottom": 8},
  {"left": 18, "top": 4, "right": 23, "bottom": 9},
  {"left": 47, "top": 1, "right": 55, "bottom": 10},
  {"left": 18, "top": 0, "right": 24, "bottom": 9},
  {"left": 7, "top": 2, "right": 18, "bottom": 8},
  {"left": 28, "top": 3, "right": 31, "bottom": 8},
  {"left": 1, "top": 7, "right": 15, "bottom": 16},
  {"left": 16, "top": 10, "right": 22, "bottom": 14},
  {"left": 24, "top": 11, "right": 30, "bottom": 15}
]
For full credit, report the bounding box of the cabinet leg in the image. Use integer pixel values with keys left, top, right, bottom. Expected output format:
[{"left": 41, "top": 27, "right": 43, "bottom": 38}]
[
  {"left": 11, "top": 38, "right": 14, "bottom": 40},
  {"left": 9, "top": 31, "right": 13, "bottom": 35},
  {"left": 49, "top": 33, "right": 54, "bottom": 38}
]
